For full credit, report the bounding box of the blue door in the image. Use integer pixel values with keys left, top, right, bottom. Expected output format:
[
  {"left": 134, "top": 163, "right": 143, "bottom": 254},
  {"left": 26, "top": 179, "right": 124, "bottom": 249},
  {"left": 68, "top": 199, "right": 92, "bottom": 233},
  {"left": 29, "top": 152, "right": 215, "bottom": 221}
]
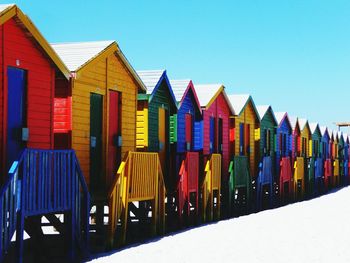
[
  {"left": 7, "top": 67, "right": 26, "bottom": 169},
  {"left": 209, "top": 117, "right": 215, "bottom": 153}
]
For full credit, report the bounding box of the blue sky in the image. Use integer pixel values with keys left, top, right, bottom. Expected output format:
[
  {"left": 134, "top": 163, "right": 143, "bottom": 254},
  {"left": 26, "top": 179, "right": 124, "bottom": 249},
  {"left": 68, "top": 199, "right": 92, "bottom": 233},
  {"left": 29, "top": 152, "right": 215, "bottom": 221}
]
[{"left": 5, "top": 0, "right": 350, "bottom": 131}]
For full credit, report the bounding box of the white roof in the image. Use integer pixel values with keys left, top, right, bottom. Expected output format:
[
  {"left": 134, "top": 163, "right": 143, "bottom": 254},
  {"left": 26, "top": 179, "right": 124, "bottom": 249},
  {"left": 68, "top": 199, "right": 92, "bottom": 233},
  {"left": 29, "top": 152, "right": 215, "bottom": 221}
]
[
  {"left": 320, "top": 126, "right": 329, "bottom": 137},
  {"left": 51, "top": 40, "right": 115, "bottom": 71},
  {"left": 256, "top": 105, "right": 269, "bottom": 120},
  {"left": 289, "top": 116, "right": 298, "bottom": 130},
  {"left": 343, "top": 133, "right": 349, "bottom": 142},
  {"left": 0, "top": 4, "right": 14, "bottom": 12},
  {"left": 332, "top": 130, "right": 338, "bottom": 140},
  {"left": 195, "top": 84, "right": 224, "bottom": 107},
  {"left": 309, "top": 123, "right": 319, "bottom": 134},
  {"left": 298, "top": 118, "right": 308, "bottom": 130},
  {"left": 137, "top": 70, "right": 165, "bottom": 95},
  {"left": 338, "top": 131, "right": 344, "bottom": 141},
  {"left": 227, "top": 94, "right": 250, "bottom": 115},
  {"left": 274, "top": 112, "right": 292, "bottom": 128},
  {"left": 169, "top": 79, "right": 191, "bottom": 103}
]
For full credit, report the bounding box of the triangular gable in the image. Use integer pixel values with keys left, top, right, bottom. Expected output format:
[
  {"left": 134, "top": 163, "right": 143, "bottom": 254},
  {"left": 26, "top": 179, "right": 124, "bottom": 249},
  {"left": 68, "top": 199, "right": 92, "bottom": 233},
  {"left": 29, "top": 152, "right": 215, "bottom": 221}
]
[
  {"left": 228, "top": 94, "right": 259, "bottom": 121},
  {"left": 289, "top": 116, "right": 300, "bottom": 134},
  {"left": 338, "top": 131, "right": 344, "bottom": 144},
  {"left": 0, "top": 4, "right": 70, "bottom": 78},
  {"left": 275, "top": 112, "right": 292, "bottom": 132},
  {"left": 52, "top": 41, "right": 146, "bottom": 91},
  {"left": 195, "top": 84, "right": 234, "bottom": 114},
  {"left": 298, "top": 118, "right": 311, "bottom": 136},
  {"left": 170, "top": 79, "right": 201, "bottom": 113},
  {"left": 257, "top": 105, "right": 278, "bottom": 126},
  {"left": 137, "top": 70, "right": 177, "bottom": 107},
  {"left": 310, "top": 123, "right": 322, "bottom": 138},
  {"left": 320, "top": 126, "right": 330, "bottom": 141}
]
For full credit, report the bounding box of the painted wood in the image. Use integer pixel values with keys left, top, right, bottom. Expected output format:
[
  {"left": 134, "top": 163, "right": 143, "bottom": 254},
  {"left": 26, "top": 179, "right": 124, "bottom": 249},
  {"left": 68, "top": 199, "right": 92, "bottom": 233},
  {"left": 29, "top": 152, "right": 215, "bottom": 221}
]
[
  {"left": 158, "top": 107, "right": 167, "bottom": 173},
  {"left": 233, "top": 100, "right": 260, "bottom": 179},
  {"left": 54, "top": 48, "right": 140, "bottom": 188},
  {"left": 0, "top": 18, "right": 66, "bottom": 177},
  {"left": 202, "top": 93, "right": 231, "bottom": 182},
  {"left": 275, "top": 115, "right": 292, "bottom": 180},
  {"left": 107, "top": 91, "right": 120, "bottom": 187},
  {"left": 6, "top": 67, "right": 26, "bottom": 169},
  {"left": 177, "top": 87, "right": 201, "bottom": 153},
  {"left": 90, "top": 93, "right": 103, "bottom": 193}
]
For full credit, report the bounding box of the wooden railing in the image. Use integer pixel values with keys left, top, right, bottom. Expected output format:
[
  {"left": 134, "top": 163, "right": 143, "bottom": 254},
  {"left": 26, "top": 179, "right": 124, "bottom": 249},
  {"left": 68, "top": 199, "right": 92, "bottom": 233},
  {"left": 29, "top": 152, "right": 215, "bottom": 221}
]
[
  {"left": 108, "top": 151, "right": 166, "bottom": 247},
  {"left": 0, "top": 149, "right": 90, "bottom": 263},
  {"left": 0, "top": 154, "right": 23, "bottom": 262},
  {"left": 293, "top": 157, "right": 305, "bottom": 200},
  {"left": 202, "top": 154, "right": 221, "bottom": 222},
  {"left": 177, "top": 152, "right": 199, "bottom": 222}
]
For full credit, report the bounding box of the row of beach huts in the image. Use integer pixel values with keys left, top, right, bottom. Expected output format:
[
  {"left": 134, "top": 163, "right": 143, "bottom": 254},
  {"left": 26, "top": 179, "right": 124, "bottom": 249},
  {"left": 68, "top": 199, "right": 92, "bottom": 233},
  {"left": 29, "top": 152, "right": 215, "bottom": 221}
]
[{"left": 0, "top": 4, "right": 348, "bottom": 262}]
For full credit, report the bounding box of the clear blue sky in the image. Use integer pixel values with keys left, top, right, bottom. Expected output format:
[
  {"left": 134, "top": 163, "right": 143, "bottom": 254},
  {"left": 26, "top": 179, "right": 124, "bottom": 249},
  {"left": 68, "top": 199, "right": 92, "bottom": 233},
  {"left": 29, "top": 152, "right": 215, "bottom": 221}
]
[{"left": 5, "top": 0, "right": 350, "bottom": 131}]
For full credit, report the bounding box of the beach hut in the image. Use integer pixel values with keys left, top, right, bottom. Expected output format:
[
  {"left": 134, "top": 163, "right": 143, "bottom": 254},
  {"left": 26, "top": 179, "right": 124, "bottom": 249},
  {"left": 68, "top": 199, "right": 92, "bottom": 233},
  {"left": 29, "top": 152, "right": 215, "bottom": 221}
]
[
  {"left": 320, "top": 126, "right": 331, "bottom": 191},
  {"left": 0, "top": 4, "right": 70, "bottom": 178},
  {"left": 195, "top": 84, "right": 233, "bottom": 220},
  {"left": 0, "top": 5, "right": 92, "bottom": 262},
  {"left": 309, "top": 123, "right": 322, "bottom": 196},
  {"left": 293, "top": 118, "right": 311, "bottom": 200},
  {"left": 337, "top": 131, "right": 345, "bottom": 185},
  {"left": 136, "top": 70, "right": 178, "bottom": 215},
  {"left": 289, "top": 117, "right": 301, "bottom": 165},
  {"left": 274, "top": 112, "right": 293, "bottom": 204},
  {"left": 52, "top": 41, "right": 146, "bottom": 193},
  {"left": 331, "top": 131, "right": 340, "bottom": 187},
  {"left": 228, "top": 94, "right": 260, "bottom": 213},
  {"left": 256, "top": 105, "right": 277, "bottom": 209},
  {"left": 343, "top": 134, "right": 349, "bottom": 185},
  {"left": 169, "top": 79, "right": 202, "bottom": 223}
]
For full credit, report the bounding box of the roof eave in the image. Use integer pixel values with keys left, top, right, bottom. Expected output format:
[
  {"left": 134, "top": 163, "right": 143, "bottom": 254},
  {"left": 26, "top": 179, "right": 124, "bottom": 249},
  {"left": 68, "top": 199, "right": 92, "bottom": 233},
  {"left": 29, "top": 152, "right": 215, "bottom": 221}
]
[{"left": 13, "top": 7, "right": 71, "bottom": 79}]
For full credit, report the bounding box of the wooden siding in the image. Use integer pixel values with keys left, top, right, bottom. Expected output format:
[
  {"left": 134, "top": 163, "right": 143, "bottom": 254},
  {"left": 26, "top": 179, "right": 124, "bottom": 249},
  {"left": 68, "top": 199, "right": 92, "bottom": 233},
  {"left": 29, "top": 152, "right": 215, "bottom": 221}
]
[
  {"left": 276, "top": 117, "right": 292, "bottom": 177},
  {"left": 64, "top": 50, "right": 138, "bottom": 187},
  {"left": 311, "top": 129, "right": 322, "bottom": 158},
  {"left": 177, "top": 88, "right": 200, "bottom": 153},
  {"left": 0, "top": 18, "right": 58, "bottom": 175},
  {"left": 147, "top": 79, "right": 176, "bottom": 153},
  {"left": 201, "top": 93, "right": 232, "bottom": 182},
  {"left": 259, "top": 109, "right": 276, "bottom": 159},
  {"left": 234, "top": 101, "right": 259, "bottom": 178},
  {"left": 300, "top": 126, "right": 311, "bottom": 158}
]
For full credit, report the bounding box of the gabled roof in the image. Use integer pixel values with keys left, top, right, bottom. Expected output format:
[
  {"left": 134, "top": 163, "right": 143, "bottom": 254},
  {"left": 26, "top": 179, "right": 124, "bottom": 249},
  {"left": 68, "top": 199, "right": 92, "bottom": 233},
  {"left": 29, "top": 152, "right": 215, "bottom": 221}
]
[
  {"left": 289, "top": 116, "right": 299, "bottom": 131},
  {"left": 195, "top": 84, "right": 234, "bottom": 114},
  {"left": 343, "top": 133, "right": 349, "bottom": 143},
  {"left": 228, "top": 94, "right": 259, "bottom": 119},
  {"left": 320, "top": 126, "right": 330, "bottom": 138},
  {"left": 338, "top": 131, "right": 344, "bottom": 143},
  {"left": 137, "top": 70, "right": 177, "bottom": 104},
  {"left": 256, "top": 105, "right": 278, "bottom": 125},
  {"left": 275, "top": 112, "right": 292, "bottom": 129},
  {"left": 169, "top": 79, "right": 201, "bottom": 111},
  {"left": 52, "top": 41, "right": 146, "bottom": 91},
  {"left": 331, "top": 130, "right": 338, "bottom": 141},
  {"left": 0, "top": 4, "right": 70, "bottom": 78},
  {"left": 298, "top": 118, "right": 309, "bottom": 131},
  {"left": 309, "top": 122, "right": 321, "bottom": 136},
  {"left": 51, "top": 41, "right": 114, "bottom": 71}
]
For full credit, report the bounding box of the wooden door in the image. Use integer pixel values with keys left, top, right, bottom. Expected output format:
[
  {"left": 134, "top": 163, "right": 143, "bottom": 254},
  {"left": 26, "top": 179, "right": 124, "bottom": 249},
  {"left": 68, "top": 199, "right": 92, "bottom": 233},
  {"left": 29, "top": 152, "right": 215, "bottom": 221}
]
[
  {"left": 185, "top": 113, "right": 192, "bottom": 151},
  {"left": 7, "top": 67, "right": 26, "bottom": 169},
  {"left": 90, "top": 93, "right": 103, "bottom": 193},
  {"left": 107, "top": 91, "right": 120, "bottom": 186},
  {"left": 158, "top": 108, "right": 167, "bottom": 172}
]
